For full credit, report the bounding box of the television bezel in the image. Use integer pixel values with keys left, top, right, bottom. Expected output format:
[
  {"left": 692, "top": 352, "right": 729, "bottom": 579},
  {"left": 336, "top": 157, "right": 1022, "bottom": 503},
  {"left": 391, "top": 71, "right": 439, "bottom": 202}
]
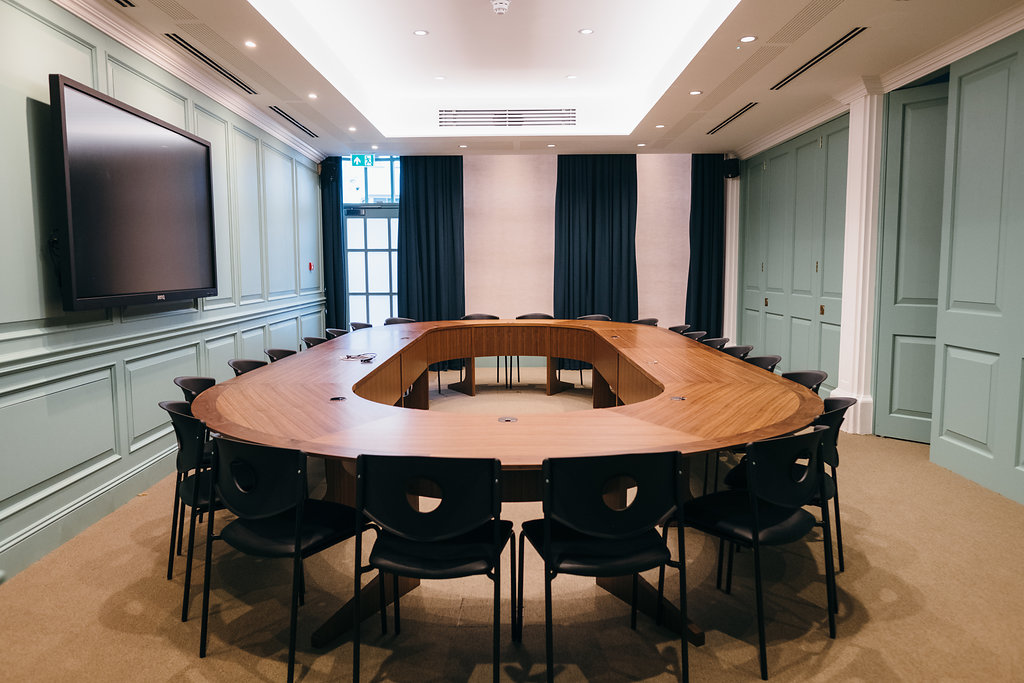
[{"left": 49, "top": 73, "right": 218, "bottom": 311}]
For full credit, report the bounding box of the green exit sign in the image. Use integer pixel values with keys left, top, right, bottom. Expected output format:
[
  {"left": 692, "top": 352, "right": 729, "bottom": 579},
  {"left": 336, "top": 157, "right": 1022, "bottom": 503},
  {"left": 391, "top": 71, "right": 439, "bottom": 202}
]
[{"left": 351, "top": 154, "right": 375, "bottom": 167}]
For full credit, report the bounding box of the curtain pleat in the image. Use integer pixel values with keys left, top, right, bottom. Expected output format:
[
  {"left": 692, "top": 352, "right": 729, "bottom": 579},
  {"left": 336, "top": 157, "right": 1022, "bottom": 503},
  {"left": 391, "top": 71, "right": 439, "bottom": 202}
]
[
  {"left": 553, "top": 154, "right": 639, "bottom": 322},
  {"left": 319, "top": 156, "right": 346, "bottom": 329},
  {"left": 685, "top": 154, "right": 726, "bottom": 338},
  {"left": 397, "top": 156, "right": 465, "bottom": 322}
]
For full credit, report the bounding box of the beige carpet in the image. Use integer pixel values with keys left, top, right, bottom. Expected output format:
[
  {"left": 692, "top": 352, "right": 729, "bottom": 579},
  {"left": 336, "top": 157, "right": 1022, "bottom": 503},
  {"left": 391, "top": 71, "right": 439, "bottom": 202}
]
[{"left": 2, "top": 368, "right": 1023, "bottom": 681}]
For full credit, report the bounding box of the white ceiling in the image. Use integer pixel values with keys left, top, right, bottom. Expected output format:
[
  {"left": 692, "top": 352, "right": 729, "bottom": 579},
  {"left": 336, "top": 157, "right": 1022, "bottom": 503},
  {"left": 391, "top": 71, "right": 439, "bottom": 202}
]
[{"left": 74, "top": 0, "right": 1024, "bottom": 159}]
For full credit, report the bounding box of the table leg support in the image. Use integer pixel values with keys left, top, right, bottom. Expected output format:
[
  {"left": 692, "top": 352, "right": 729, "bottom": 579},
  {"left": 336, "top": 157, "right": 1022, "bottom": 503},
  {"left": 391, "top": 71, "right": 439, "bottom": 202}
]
[
  {"left": 595, "top": 575, "right": 704, "bottom": 646},
  {"left": 311, "top": 573, "right": 420, "bottom": 648}
]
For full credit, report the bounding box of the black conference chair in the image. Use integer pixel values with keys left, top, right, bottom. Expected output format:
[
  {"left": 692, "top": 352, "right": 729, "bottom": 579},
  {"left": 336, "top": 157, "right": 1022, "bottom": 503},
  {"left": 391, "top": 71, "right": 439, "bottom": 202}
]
[
  {"left": 782, "top": 369, "right": 828, "bottom": 395},
  {"left": 353, "top": 455, "right": 514, "bottom": 683},
  {"left": 518, "top": 452, "right": 688, "bottom": 683},
  {"left": 173, "top": 376, "right": 215, "bottom": 404},
  {"left": 350, "top": 322, "right": 372, "bottom": 331},
  {"left": 701, "top": 337, "right": 730, "bottom": 350},
  {"left": 668, "top": 324, "right": 691, "bottom": 334},
  {"left": 722, "top": 345, "right": 754, "bottom": 360},
  {"left": 325, "top": 328, "right": 348, "bottom": 339},
  {"left": 632, "top": 317, "right": 658, "bottom": 326},
  {"left": 744, "top": 355, "right": 782, "bottom": 372},
  {"left": 302, "top": 336, "right": 328, "bottom": 349},
  {"left": 680, "top": 426, "right": 836, "bottom": 680},
  {"left": 683, "top": 331, "right": 707, "bottom": 341},
  {"left": 384, "top": 317, "right": 415, "bottom": 325},
  {"left": 227, "top": 358, "right": 267, "bottom": 376},
  {"left": 159, "top": 401, "right": 221, "bottom": 622},
  {"left": 200, "top": 437, "right": 368, "bottom": 683},
  {"left": 265, "top": 348, "right": 297, "bottom": 362},
  {"left": 723, "top": 397, "right": 858, "bottom": 574}
]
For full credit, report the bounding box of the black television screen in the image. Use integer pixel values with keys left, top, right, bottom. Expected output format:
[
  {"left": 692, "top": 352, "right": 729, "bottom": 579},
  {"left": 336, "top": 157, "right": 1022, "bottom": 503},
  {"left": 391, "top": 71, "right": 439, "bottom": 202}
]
[{"left": 49, "top": 74, "right": 217, "bottom": 311}]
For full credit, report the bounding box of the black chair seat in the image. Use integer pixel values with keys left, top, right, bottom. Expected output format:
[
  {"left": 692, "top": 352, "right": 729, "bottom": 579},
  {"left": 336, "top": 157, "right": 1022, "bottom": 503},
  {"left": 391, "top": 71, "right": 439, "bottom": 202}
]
[
  {"left": 685, "top": 490, "right": 817, "bottom": 546},
  {"left": 178, "top": 470, "right": 218, "bottom": 511},
  {"left": 220, "top": 498, "right": 360, "bottom": 559},
  {"left": 522, "top": 518, "right": 669, "bottom": 577},
  {"left": 370, "top": 519, "right": 513, "bottom": 579}
]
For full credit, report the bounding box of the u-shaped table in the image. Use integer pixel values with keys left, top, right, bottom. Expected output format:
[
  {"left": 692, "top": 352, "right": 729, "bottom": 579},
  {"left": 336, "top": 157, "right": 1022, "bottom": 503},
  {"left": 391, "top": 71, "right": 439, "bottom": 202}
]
[{"left": 192, "top": 319, "right": 823, "bottom": 646}]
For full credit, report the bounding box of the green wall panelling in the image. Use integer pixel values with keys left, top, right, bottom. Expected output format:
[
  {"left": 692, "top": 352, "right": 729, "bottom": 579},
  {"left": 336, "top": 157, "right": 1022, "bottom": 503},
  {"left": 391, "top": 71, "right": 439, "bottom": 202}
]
[
  {"left": 240, "top": 326, "right": 267, "bottom": 360},
  {"left": 124, "top": 344, "right": 200, "bottom": 452},
  {"left": 0, "top": 0, "right": 325, "bottom": 578},
  {"left": 300, "top": 311, "right": 324, "bottom": 339},
  {"left": 205, "top": 333, "right": 237, "bottom": 383},
  {"left": 931, "top": 31, "right": 1024, "bottom": 504},
  {"left": 874, "top": 83, "right": 947, "bottom": 442},
  {"left": 263, "top": 143, "right": 299, "bottom": 298},
  {"left": 738, "top": 114, "right": 848, "bottom": 390},
  {"left": 195, "top": 106, "right": 235, "bottom": 310},
  {"left": 268, "top": 318, "right": 300, "bottom": 352}
]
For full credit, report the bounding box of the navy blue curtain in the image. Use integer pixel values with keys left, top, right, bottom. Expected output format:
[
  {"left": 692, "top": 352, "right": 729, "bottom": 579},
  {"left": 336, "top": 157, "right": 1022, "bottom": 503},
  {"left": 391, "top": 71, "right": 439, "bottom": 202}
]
[
  {"left": 397, "top": 156, "right": 465, "bottom": 322},
  {"left": 319, "top": 156, "right": 346, "bottom": 329},
  {"left": 685, "top": 154, "right": 726, "bottom": 337},
  {"left": 553, "top": 154, "right": 638, "bottom": 322}
]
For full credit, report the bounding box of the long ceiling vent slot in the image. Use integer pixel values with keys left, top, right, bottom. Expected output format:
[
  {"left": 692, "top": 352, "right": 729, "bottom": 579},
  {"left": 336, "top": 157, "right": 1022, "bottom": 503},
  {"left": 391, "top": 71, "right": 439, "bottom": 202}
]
[
  {"left": 113, "top": 0, "right": 136, "bottom": 7},
  {"left": 770, "top": 27, "right": 867, "bottom": 90},
  {"left": 438, "top": 108, "right": 576, "bottom": 127},
  {"left": 269, "top": 106, "right": 318, "bottom": 138},
  {"left": 164, "top": 33, "right": 258, "bottom": 95},
  {"left": 707, "top": 102, "right": 758, "bottom": 135}
]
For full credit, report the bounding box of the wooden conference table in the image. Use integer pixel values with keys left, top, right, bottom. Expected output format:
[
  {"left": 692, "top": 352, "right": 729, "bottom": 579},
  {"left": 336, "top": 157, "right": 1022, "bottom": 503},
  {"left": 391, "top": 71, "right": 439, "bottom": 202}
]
[{"left": 192, "top": 319, "right": 823, "bottom": 647}]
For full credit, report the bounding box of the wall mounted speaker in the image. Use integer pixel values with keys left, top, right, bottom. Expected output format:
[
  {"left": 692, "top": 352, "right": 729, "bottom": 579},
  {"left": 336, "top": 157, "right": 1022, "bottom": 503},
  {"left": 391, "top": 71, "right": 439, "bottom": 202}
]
[{"left": 724, "top": 158, "right": 740, "bottom": 178}]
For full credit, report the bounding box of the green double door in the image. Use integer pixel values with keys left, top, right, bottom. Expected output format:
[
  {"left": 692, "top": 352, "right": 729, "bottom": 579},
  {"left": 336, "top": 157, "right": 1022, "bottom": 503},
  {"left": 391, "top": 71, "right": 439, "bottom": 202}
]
[
  {"left": 928, "top": 33, "right": 1024, "bottom": 503},
  {"left": 739, "top": 116, "right": 849, "bottom": 393}
]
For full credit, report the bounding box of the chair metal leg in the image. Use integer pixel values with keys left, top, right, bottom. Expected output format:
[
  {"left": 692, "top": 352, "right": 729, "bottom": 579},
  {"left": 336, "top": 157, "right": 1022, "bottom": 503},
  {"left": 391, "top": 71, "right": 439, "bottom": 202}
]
[
  {"left": 492, "top": 546, "right": 501, "bottom": 683},
  {"left": 393, "top": 572, "right": 401, "bottom": 635},
  {"left": 656, "top": 525, "right": 669, "bottom": 625},
  {"left": 832, "top": 469, "right": 845, "bottom": 572},
  {"left": 752, "top": 543, "right": 768, "bottom": 680},
  {"left": 298, "top": 558, "right": 306, "bottom": 606},
  {"left": 509, "top": 533, "right": 517, "bottom": 640},
  {"left": 181, "top": 505, "right": 200, "bottom": 622},
  {"left": 176, "top": 497, "right": 186, "bottom": 555},
  {"left": 715, "top": 538, "right": 725, "bottom": 590},
  {"left": 199, "top": 506, "right": 217, "bottom": 659},
  {"left": 630, "top": 573, "right": 639, "bottom": 629},
  {"left": 677, "top": 513, "right": 689, "bottom": 683},
  {"left": 287, "top": 553, "right": 301, "bottom": 683},
  {"left": 353, "top": 533, "right": 362, "bottom": 683},
  {"left": 378, "top": 571, "right": 388, "bottom": 634},
  {"left": 515, "top": 533, "right": 525, "bottom": 642},
  {"left": 725, "top": 542, "right": 736, "bottom": 595},
  {"left": 167, "top": 474, "right": 183, "bottom": 580},
  {"left": 544, "top": 569, "right": 554, "bottom": 683}
]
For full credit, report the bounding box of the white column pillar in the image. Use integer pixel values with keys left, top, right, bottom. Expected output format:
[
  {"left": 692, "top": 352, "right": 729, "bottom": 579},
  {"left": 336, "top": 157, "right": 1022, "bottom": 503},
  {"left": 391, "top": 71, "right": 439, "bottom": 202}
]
[
  {"left": 722, "top": 176, "right": 741, "bottom": 342},
  {"left": 833, "top": 83, "right": 884, "bottom": 433}
]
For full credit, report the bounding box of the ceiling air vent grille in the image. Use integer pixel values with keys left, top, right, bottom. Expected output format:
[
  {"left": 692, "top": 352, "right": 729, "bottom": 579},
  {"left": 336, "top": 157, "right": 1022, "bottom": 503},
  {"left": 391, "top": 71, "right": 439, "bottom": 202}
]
[
  {"left": 164, "top": 33, "right": 258, "bottom": 95},
  {"left": 269, "top": 106, "right": 318, "bottom": 138},
  {"left": 770, "top": 27, "right": 868, "bottom": 90},
  {"left": 438, "top": 108, "right": 576, "bottom": 127},
  {"left": 113, "top": 0, "right": 136, "bottom": 7},
  {"left": 707, "top": 102, "right": 758, "bottom": 135}
]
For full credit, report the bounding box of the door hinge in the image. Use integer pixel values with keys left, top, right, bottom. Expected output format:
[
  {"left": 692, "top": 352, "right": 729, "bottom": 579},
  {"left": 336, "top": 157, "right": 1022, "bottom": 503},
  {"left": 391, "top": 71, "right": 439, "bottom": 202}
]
[
  {"left": 764, "top": 297, "right": 769, "bottom": 307},
  {"left": 816, "top": 260, "right": 819, "bottom": 273},
  {"left": 820, "top": 304, "right": 825, "bottom": 315},
  {"left": 761, "top": 261, "right": 764, "bottom": 272},
  {"left": 819, "top": 136, "right": 823, "bottom": 148}
]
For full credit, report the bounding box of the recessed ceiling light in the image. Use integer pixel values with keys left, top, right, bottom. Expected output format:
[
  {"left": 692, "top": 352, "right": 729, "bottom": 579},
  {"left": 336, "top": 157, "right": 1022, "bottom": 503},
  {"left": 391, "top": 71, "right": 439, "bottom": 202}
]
[
  {"left": 739, "top": 35, "right": 757, "bottom": 43},
  {"left": 459, "top": 144, "right": 468, "bottom": 149},
  {"left": 655, "top": 124, "right": 665, "bottom": 129},
  {"left": 371, "top": 145, "right": 379, "bottom": 150},
  {"left": 348, "top": 126, "right": 357, "bottom": 132},
  {"left": 547, "top": 144, "right": 556, "bottom": 148},
  {"left": 434, "top": 75, "right": 446, "bottom": 80},
  {"left": 689, "top": 90, "right": 703, "bottom": 95},
  {"left": 308, "top": 93, "right": 317, "bottom": 99},
  {"left": 566, "top": 75, "right": 577, "bottom": 80},
  {"left": 244, "top": 40, "right": 256, "bottom": 48},
  {"left": 413, "top": 30, "right": 429, "bottom": 36},
  {"left": 637, "top": 143, "right": 646, "bottom": 147},
  {"left": 578, "top": 28, "right": 594, "bottom": 35}
]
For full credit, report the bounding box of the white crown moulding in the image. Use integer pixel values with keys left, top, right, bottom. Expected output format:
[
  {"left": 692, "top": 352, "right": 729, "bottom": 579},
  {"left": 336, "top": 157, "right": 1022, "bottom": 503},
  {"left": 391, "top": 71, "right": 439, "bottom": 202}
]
[{"left": 52, "top": 0, "right": 326, "bottom": 163}]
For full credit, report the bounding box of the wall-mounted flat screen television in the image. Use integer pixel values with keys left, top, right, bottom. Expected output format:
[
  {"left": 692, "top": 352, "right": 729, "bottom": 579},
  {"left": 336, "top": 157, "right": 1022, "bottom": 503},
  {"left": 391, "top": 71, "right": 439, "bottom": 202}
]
[{"left": 49, "top": 74, "right": 217, "bottom": 311}]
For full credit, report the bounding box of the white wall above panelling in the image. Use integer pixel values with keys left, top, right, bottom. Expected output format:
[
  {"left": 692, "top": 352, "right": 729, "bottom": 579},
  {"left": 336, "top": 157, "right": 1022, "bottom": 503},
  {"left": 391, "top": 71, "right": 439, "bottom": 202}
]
[
  {"left": 463, "top": 155, "right": 557, "bottom": 318},
  {"left": 636, "top": 154, "right": 690, "bottom": 328}
]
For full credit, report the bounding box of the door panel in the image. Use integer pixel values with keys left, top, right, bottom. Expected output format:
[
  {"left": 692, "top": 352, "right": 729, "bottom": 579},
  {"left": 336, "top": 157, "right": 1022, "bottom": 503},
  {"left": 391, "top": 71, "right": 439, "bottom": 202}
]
[
  {"left": 874, "top": 83, "right": 948, "bottom": 441},
  {"left": 931, "top": 33, "right": 1024, "bottom": 504},
  {"left": 737, "top": 116, "right": 848, "bottom": 384}
]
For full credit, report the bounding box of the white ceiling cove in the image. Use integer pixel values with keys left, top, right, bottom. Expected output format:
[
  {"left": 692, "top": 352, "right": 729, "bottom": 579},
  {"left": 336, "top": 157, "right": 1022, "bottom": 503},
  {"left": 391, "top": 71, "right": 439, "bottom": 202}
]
[{"left": 62, "top": 0, "right": 1024, "bottom": 158}]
